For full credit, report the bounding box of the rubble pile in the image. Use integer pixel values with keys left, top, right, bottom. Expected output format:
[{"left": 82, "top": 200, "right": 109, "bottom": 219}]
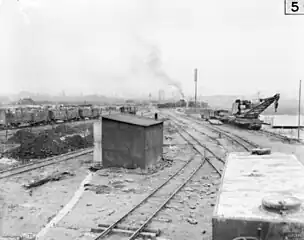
[
  {"left": 6, "top": 124, "right": 94, "bottom": 160},
  {"left": 6, "top": 130, "right": 36, "bottom": 144},
  {"left": 54, "top": 125, "right": 77, "bottom": 135}
]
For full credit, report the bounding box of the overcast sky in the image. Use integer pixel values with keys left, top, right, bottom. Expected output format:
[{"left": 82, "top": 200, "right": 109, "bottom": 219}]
[{"left": 0, "top": 0, "right": 303, "bottom": 98}]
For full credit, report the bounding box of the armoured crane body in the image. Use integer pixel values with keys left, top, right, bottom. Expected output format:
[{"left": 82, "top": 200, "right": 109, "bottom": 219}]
[{"left": 227, "top": 93, "right": 280, "bottom": 130}]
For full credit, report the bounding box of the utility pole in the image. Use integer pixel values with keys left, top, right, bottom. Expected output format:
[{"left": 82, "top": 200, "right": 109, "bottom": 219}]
[
  {"left": 194, "top": 68, "right": 198, "bottom": 111},
  {"left": 257, "top": 91, "right": 260, "bottom": 100},
  {"left": 298, "top": 80, "right": 302, "bottom": 140}
]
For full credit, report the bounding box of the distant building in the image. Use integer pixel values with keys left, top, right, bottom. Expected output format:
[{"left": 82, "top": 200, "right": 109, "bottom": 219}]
[
  {"left": 158, "top": 89, "right": 165, "bottom": 102},
  {"left": 17, "top": 98, "right": 36, "bottom": 105},
  {"left": 188, "top": 100, "right": 208, "bottom": 108}
]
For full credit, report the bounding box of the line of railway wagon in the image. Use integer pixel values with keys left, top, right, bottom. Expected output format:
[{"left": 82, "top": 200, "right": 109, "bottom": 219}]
[{"left": 0, "top": 105, "right": 101, "bottom": 129}]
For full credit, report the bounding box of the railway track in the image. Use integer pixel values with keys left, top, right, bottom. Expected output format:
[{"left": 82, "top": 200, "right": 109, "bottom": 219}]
[
  {"left": 169, "top": 118, "right": 225, "bottom": 165},
  {"left": 254, "top": 128, "right": 302, "bottom": 143},
  {"left": 205, "top": 124, "right": 260, "bottom": 150},
  {"left": 166, "top": 111, "right": 260, "bottom": 152},
  {"left": 93, "top": 114, "right": 223, "bottom": 240},
  {"left": 183, "top": 110, "right": 301, "bottom": 144},
  {"left": 0, "top": 148, "right": 93, "bottom": 180}
]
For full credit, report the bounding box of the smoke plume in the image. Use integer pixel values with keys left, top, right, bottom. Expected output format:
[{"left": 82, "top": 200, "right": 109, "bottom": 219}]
[{"left": 143, "top": 42, "right": 185, "bottom": 98}]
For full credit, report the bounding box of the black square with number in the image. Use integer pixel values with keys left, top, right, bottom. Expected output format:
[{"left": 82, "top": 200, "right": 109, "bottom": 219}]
[{"left": 285, "top": 0, "right": 304, "bottom": 15}]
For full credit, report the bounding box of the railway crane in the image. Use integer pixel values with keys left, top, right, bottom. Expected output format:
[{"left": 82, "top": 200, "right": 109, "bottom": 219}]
[{"left": 227, "top": 93, "right": 280, "bottom": 130}]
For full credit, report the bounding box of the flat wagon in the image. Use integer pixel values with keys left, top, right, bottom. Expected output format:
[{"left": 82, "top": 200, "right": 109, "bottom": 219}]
[{"left": 213, "top": 152, "right": 304, "bottom": 240}]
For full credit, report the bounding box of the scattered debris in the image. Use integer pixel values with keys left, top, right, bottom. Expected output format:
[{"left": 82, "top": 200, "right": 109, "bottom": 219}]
[
  {"left": 245, "top": 172, "right": 264, "bottom": 177},
  {"left": 166, "top": 204, "right": 181, "bottom": 211},
  {"left": 89, "top": 163, "right": 103, "bottom": 172},
  {"left": 107, "top": 209, "right": 115, "bottom": 216},
  {"left": 251, "top": 148, "right": 271, "bottom": 155},
  {"left": 110, "top": 180, "right": 126, "bottom": 189},
  {"left": 24, "top": 171, "right": 75, "bottom": 189},
  {"left": 155, "top": 217, "right": 172, "bottom": 223},
  {"left": 122, "top": 188, "right": 136, "bottom": 193},
  {"left": 19, "top": 232, "right": 36, "bottom": 240},
  {"left": 165, "top": 135, "right": 173, "bottom": 140},
  {"left": 187, "top": 217, "right": 198, "bottom": 225},
  {"left": 84, "top": 184, "right": 112, "bottom": 194},
  {"left": 124, "top": 178, "right": 134, "bottom": 183},
  {"left": 184, "top": 187, "right": 194, "bottom": 192},
  {"left": 98, "top": 172, "right": 109, "bottom": 177}
]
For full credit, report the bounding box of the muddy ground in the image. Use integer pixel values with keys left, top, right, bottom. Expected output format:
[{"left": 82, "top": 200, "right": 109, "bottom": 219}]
[
  {"left": 0, "top": 122, "right": 94, "bottom": 166},
  {"left": 1, "top": 109, "right": 303, "bottom": 240}
]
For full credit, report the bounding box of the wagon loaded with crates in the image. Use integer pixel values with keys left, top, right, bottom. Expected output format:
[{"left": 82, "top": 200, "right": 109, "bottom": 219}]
[{"left": 212, "top": 151, "right": 304, "bottom": 240}]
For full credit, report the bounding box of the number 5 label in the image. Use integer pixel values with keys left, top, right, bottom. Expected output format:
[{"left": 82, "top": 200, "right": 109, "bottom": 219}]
[{"left": 285, "top": 0, "right": 304, "bottom": 14}]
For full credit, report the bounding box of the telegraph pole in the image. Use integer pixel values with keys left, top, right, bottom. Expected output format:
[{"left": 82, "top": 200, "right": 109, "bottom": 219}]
[
  {"left": 194, "top": 68, "right": 198, "bottom": 111},
  {"left": 298, "top": 80, "right": 302, "bottom": 140}
]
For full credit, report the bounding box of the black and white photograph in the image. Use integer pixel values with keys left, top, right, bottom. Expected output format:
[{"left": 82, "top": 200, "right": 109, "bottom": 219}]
[{"left": 0, "top": 0, "right": 304, "bottom": 239}]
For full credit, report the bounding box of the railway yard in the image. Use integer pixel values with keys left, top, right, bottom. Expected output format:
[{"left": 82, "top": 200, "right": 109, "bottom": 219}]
[{"left": 0, "top": 108, "right": 303, "bottom": 240}]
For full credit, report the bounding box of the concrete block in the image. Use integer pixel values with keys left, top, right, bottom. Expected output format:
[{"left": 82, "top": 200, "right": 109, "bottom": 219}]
[
  {"left": 213, "top": 152, "right": 304, "bottom": 240},
  {"left": 93, "top": 121, "right": 102, "bottom": 163}
]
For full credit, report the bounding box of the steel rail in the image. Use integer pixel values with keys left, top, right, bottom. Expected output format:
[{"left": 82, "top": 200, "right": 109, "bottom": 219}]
[
  {"left": 210, "top": 125, "right": 260, "bottom": 149},
  {"left": 94, "top": 112, "right": 224, "bottom": 239},
  {"left": 95, "top": 117, "right": 223, "bottom": 239},
  {"left": 127, "top": 160, "right": 205, "bottom": 240},
  {"left": 168, "top": 117, "right": 225, "bottom": 164},
  {"left": 0, "top": 148, "right": 93, "bottom": 179},
  {"left": 126, "top": 116, "right": 223, "bottom": 239},
  {"left": 94, "top": 154, "right": 198, "bottom": 239},
  {"left": 180, "top": 114, "right": 260, "bottom": 151}
]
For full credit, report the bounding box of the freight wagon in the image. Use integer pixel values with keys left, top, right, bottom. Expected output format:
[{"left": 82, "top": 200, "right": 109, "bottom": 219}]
[
  {"left": 119, "top": 105, "right": 137, "bottom": 115},
  {"left": 32, "top": 108, "right": 49, "bottom": 125},
  {"left": 0, "top": 108, "right": 35, "bottom": 127},
  {"left": 92, "top": 107, "right": 101, "bottom": 119},
  {"left": 200, "top": 108, "right": 215, "bottom": 120},
  {"left": 49, "top": 108, "right": 68, "bottom": 122},
  {"left": 79, "top": 107, "right": 92, "bottom": 119},
  {"left": 66, "top": 107, "right": 80, "bottom": 120},
  {"left": 0, "top": 105, "right": 102, "bottom": 129},
  {"left": 213, "top": 151, "right": 304, "bottom": 240}
]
